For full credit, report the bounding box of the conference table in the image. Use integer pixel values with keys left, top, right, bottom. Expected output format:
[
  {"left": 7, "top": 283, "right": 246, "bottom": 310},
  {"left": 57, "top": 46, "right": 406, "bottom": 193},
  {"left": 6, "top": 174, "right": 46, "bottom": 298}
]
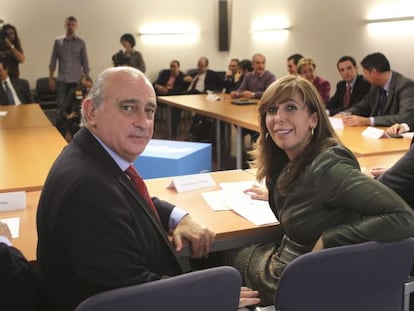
[
  {"left": 0, "top": 104, "right": 52, "bottom": 130},
  {"left": 2, "top": 169, "right": 279, "bottom": 262},
  {"left": 0, "top": 126, "right": 67, "bottom": 192},
  {"left": 0, "top": 104, "right": 67, "bottom": 193},
  {"left": 157, "top": 94, "right": 411, "bottom": 168}
]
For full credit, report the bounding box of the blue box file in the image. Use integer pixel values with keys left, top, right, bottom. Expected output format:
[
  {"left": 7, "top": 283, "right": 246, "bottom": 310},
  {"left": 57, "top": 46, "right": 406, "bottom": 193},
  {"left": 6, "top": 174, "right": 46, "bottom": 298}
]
[{"left": 134, "top": 139, "right": 212, "bottom": 179}]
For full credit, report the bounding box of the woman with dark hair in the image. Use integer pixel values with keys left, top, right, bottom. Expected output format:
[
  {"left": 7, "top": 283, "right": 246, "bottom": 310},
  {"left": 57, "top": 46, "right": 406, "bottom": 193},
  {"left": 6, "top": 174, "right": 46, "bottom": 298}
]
[
  {"left": 226, "top": 75, "right": 414, "bottom": 306},
  {"left": 112, "top": 33, "right": 146, "bottom": 73},
  {"left": 0, "top": 24, "right": 25, "bottom": 78}
]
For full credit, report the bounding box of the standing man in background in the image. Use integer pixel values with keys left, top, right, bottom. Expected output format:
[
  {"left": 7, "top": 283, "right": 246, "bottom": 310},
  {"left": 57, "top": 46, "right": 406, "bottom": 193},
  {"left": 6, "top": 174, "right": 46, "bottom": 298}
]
[{"left": 49, "top": 16, "right": 90, "bottom": 136}]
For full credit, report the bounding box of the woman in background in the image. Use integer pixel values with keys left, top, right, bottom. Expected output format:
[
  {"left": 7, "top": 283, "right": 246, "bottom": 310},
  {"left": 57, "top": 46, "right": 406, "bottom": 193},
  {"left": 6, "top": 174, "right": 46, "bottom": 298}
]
[
  {"left": 297, "top": 56, "right": 330, "bottom": 104},
  {"left": 112, "top": 33, "right": 146, "bottom": 73},
  {"left": 0, "top": 24, "right": 25, "bottom": 78}
]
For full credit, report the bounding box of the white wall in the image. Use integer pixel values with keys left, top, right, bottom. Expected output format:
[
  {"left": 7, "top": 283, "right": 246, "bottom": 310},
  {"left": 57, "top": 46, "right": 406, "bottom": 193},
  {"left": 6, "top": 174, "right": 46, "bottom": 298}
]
[{"left": 1, "top": 0, "right": 414, "bottom": 94}]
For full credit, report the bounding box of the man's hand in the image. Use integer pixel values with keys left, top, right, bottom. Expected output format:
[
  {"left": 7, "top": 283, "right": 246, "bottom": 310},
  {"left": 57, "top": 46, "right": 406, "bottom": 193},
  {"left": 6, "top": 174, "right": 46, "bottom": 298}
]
[
  {"left": 342, "top": 115, "right": 370, "bottom": 126},
  {"left": 172, "top": 215, "right": 215, "bottom": 258},
  {"left": 385, "top": 123, "right": 409, "bottom": 136},
  {"left": 239, "top": 287, "right": 261, "bottom": 309},
  {"left": 241, "top": 90, "right": 255, "bottom": 99},
  {"left": 0, "top": 221, "right": 12, "bottom": 241}
]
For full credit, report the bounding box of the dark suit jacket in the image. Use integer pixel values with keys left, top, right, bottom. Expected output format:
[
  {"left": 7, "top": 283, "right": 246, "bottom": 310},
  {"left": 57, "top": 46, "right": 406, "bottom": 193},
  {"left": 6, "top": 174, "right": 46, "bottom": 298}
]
[
  {"left": 327, "top": 75, "right": 371, "bottom": 115},
  {"left": 153, "top": 70, "right": 189, "bottom": 95},
  {"left": 0, "top": 78, "right": 33, "bottom": 105},
  {"left": 187, "top": 69, "right": 224, "bottom": 93},
  {"left": 347, "top": 71, "right": 414, "bottom": 126},
  {"left": 36, "top": 128, "right": 184, "bottom": 311},
  {"left": 0, "top": 243, "right": 40, "bottom": 310},
  {"left": 378, "top": 143, "right": 414, "bottom": 209}
]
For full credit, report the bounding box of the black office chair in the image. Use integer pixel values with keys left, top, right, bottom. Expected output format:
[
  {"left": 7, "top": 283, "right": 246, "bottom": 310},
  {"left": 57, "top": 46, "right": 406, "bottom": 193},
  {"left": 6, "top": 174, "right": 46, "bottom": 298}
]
[
  {"left": 273, "top": 238, "right": 414, "bottom": 311},
  {"left": 75, "top": 266, "right": 242, "bottom": 311},
  {"left": 34, "top": 77, "right": 57, "bottom": 109}
]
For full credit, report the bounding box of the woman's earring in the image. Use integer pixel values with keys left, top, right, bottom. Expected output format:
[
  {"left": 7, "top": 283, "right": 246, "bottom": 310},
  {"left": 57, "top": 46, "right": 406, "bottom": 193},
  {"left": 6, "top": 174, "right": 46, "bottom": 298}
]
[
  {"left": 311, "top": 127, "right": 314, "bottom": 136},
  {"left": 265, "top": 132, "right": 270, "bottom": 140}
]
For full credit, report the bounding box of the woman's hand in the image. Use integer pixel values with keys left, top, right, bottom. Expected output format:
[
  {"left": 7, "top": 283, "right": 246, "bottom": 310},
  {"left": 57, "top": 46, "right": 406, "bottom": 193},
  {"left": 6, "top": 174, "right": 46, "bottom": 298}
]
[
  {"left": 244, "top": 185, "right": 268, "bottom": 201},
  {"left": 239, "top": 286, "right": 260, "bottom": 309}
]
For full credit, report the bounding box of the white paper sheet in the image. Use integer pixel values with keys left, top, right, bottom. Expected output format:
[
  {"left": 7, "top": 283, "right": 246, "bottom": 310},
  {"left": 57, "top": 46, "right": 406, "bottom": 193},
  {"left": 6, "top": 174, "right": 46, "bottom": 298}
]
[
  {"left": 201, "top": 181, "right": 278, "bottom": 225},
  {"left": 0, "top": 111, "right": 8, "bottom": 117},
  {"left": 361, "top": 126, "right": 385, "bottom": 139},
  {"left": 329, "top": 117, "right": 344, "bottom": 129}
]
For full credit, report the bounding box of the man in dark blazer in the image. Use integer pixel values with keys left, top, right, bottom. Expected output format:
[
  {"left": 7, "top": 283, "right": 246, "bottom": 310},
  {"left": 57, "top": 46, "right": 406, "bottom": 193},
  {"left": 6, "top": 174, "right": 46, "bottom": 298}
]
[
  {"left": 0, "top": 61, "right": 33, "bottom": 105},
  {"left": 36, "top": 67, "right": 217, "bottom": 311},
  {"left": 0, "top": 222, "right": 40, "bottom": 310},
  {"left": 153, "top": 59, "right": 189, "bottom": 96},
  {"left": 184, "top": 56, "right": 224, "bottom": 93},
  {"left": 339, "top": 52, "right": 414, "bottom": 127},
  {"left": 153, "top": 60, "right": 189, "bottom": 137},
  {"left": 327, "top": 56, "right": 370, "bottom": 116}
]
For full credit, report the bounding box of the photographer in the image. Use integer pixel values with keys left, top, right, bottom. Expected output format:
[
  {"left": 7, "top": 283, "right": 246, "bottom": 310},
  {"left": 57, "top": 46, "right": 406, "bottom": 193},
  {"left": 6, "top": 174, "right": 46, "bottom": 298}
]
[
  {"left": 112, "top": 33, "right": 145, "bottom": 73},
  {"left": 58, "top": 75, "right": 93, "bottom": 142},
  {"left": 0, "top": 23, "right": 25, "bottom": 78}
]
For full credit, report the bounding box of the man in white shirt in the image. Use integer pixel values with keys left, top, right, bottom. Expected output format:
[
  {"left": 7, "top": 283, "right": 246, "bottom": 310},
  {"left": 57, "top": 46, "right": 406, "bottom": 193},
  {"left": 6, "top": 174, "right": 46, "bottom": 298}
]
[{"left": 0, "top": 61, "right": 32, "bottom": 105}]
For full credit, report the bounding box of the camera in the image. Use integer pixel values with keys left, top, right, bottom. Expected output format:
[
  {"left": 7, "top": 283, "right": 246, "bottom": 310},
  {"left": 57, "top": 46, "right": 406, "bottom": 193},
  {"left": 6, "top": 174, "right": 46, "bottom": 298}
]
[{"left": 112, "top": 50, "right": 128, "bottom": 67}]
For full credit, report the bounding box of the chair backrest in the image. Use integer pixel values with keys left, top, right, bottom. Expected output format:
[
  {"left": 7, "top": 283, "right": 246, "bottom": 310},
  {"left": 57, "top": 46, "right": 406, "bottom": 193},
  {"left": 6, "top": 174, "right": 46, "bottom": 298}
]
[
  {"left": 35, "top": 77, "right": 57, "bottom": 109},
  {"left": 75, "top": 266, "right": 241, "bottom": 311},
  {"left": 35, "top": 77, "right": 56, "bottom": 101},
  {"left": 275, "top": 238, "right": 414, "bottom": 311}
]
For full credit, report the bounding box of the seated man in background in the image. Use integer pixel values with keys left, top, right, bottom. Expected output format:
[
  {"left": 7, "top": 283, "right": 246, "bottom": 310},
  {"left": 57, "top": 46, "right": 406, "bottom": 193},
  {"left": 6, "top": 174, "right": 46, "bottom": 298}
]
[
  {"left": 0, "top": 221, "right": 40, "bottom": 310},
  {"left": 286, "top": 53, "right": 303, "bottom": 75},
  {"left": 337, "top": 52, "right": 414, "bottom": 127},
  {"left": 223, "top": 58, "right": 240, "bottom": 93},
  {"left": 0, "top": 61, "right": 32, "bottom": 105},
  {"left": 185, "top": 56, "right": 224, "bottom": 141},
  {"left": 327, "top": 55, "right": 370, "bottom": 116},
  {"left": 230, "top": 53, "right": 276, "bottom": 99},
  {"left": 184, "top": 56, "right": 223, "bottom": 94},
  {"left": 153, "top": 60, "right": 189, "bottom": 137},
  {"left": 297, "top": 56, "right": 331, "bottom": 104}
]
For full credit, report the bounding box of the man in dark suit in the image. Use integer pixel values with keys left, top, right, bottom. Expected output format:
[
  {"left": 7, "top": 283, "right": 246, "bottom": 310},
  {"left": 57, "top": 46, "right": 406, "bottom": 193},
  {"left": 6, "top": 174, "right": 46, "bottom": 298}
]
[
  {"left": 36, "top": 67, "right": 218, "bottom": 311},
  {"left": 327, "top": 56, "right": 370, "bottom": 116},
  {"left": 184, "top": 56, "right": 224, "bottom": 93},
  {"left": 0, "top": 61, "right": 32, "bottom": 105},
  {"left": 338, "top": 52, "right": 414, "bottom": 127},
  {"left": 0, "top": 221, "right": 40, "bottom": 310},
  {"left": 153, "top": 60, "right": 189, "bottom": 96},
  {"left": 153, "top": 60, "right": 189, "bottom": 137}
]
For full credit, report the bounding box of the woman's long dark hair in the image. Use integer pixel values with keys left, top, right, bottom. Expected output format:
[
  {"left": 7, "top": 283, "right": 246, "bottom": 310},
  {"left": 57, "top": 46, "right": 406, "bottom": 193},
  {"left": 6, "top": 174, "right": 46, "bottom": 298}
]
[{"left": 251, "top": 75, "right": 340, "bottom": 193}]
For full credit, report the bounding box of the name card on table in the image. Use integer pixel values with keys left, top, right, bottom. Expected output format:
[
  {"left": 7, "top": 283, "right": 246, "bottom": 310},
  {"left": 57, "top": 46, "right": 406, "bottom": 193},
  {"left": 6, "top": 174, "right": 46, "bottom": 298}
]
[
  {"left": 361, "top": 126, "right": 385, "bottom": 139},
  {"left": 0, "top": 191, "right": 26, "bottom": 212},
  {"left": 0, "top": 111, "right": 8, "bottom": 117},
  {"left": 167, "top": 173, "right": 216, "bottom": 193}
]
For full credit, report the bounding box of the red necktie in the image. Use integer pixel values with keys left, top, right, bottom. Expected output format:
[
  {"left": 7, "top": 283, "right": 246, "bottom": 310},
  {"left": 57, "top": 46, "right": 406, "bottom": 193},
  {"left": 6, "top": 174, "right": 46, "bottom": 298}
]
[
  {"left": 343, "top": 83, "right": 351, "bottom": 108},
  {"left": 125, "top": 165, "right": 160, "bottom": 221}
]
